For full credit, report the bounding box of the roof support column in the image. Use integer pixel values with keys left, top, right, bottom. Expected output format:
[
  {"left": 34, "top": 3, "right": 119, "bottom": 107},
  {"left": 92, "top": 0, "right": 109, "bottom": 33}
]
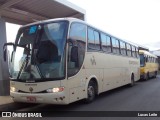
[{"left": 0, "top": 18, "right": 9, "bottom": 96}]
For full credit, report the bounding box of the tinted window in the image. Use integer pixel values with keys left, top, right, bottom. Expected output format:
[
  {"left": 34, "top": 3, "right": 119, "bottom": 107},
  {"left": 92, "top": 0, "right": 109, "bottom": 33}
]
[
  {"left": 132, "top": 46, "right": 136, "bottom": 57},
  {"left": 127, "top": 44, "right": 132, "bottom": 56},
  {"left": 70, "top": 23, "right": 86, "bottom": 42},
  {"left": 112, "top": 37, "right": 116, "bottom": 53},
  {"left": 88, "top": 28, "right": 100, "bottom": 50},
  {"left": 94, "top": 31, "right": 100, "bottom": 50},
  {"left": 112, "top": 38, "right": 120, "bottom": 54},
  {"left": 68, "top": 23, "right": 86, "bottom": 77},
  {"left": 88, "top": 28, "right": 94, "bottom": 49},
  {"left": 101, "top": 33, "right": 111, "bottom": 52},
  {"left": 120, "top": 41, "right": 126, "bottom": 55},
  {"left": 106, "top": 36, "right": 112, "bottom": 52}
]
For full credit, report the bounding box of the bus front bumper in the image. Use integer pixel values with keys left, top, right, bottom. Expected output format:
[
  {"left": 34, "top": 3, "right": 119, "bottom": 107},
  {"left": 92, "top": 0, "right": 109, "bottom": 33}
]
[{"left": 10, "top": 92, "right": 68, "bottom": 105}]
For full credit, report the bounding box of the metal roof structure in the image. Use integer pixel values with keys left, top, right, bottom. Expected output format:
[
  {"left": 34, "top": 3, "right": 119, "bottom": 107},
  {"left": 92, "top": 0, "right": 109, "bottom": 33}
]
[
  {"left": 0, "top": 0, "right": 86, "bottom": 96},
  {"left": 0, "top": 0, "right": 86, "bottom": 25}
]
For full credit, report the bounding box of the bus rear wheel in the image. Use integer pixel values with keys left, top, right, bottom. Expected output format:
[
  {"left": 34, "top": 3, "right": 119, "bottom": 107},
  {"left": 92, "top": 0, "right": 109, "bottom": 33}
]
[
  {"left": 84, "top": 81, "right": 96, "bottom": 103},
  {"left": 154, "top": 71, "right": 157, "bottom": 78},
  {"left": 145, "top": 72, "right": 149, "bottom": 80}
]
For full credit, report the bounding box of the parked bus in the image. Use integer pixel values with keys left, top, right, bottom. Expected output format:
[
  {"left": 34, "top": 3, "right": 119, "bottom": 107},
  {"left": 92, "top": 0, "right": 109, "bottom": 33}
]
[
  {"left": 3, "top": 18, "right": 140, "bottom": 104},
  {"left": 139, "top": 50, "right": 159, "bottom": 80}
]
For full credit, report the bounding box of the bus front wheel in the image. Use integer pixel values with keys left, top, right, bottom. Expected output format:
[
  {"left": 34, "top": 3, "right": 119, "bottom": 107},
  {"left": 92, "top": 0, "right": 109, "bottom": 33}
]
[{"left": 84, "top": 81, "right": 96, "bottom": 103}]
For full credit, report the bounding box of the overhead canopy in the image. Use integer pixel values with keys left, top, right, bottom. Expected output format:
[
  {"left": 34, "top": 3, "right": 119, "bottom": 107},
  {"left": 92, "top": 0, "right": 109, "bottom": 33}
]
[{"left": 0, "top": 0, "right": 86, "bottom": 25}]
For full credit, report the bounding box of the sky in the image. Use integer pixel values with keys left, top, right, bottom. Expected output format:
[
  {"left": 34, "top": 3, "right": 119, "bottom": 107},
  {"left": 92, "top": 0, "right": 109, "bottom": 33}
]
[{"left": 6, "top": 0, "right": 160, "bottom": 51}]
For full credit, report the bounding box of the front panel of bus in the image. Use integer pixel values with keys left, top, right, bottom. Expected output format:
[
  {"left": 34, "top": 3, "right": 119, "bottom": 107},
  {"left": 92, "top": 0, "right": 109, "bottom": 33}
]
[
  {"left": 8, "top": 20, "right": 70, "bottom": 104},
  {"left": 6, "top": 20, "right": 87, "bottom": 104}
]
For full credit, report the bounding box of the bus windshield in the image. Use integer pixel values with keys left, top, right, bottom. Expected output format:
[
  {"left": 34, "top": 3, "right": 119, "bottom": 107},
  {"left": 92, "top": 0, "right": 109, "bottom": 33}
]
[
  {"left": 140, "top": 54, "right": 145, "bottom": 67},
  {"left": 11, "top": 21, "right": 68, "bottom": 81}
]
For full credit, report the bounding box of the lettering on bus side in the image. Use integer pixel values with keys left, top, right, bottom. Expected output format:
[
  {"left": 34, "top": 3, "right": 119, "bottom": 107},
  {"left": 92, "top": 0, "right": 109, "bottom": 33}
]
[{"left": 90, "top": 56, "right": 96, "bottom": 65}]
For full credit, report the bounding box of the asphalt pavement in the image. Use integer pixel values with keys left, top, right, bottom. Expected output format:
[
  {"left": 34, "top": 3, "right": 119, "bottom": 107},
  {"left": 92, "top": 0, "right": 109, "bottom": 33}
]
[{"left": 0, "top": 75, "right": 160, "bottom": 120}]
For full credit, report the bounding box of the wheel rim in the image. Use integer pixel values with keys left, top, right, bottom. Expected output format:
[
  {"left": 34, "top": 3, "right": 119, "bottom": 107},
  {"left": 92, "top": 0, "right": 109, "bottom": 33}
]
[{"left": 88, "top": 86, "right": 94, "bottom": 99}]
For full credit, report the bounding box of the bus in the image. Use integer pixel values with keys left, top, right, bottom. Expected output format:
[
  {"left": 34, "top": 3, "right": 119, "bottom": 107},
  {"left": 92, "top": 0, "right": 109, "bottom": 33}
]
[
  {"left": 139, "top": 50, "right": 159, "bottom": 80},
  {"left": 3, "top": 18, "right": 140, "bottom": 104}
]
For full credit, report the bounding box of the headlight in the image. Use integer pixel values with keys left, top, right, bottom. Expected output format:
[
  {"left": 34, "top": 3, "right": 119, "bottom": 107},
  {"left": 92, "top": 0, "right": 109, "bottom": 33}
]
[
  {"left": 46, "top": 87, "right": 64, "bottom": 93},
  {"left": 10, "top": 87, "right": 16, "bottom": 92}
]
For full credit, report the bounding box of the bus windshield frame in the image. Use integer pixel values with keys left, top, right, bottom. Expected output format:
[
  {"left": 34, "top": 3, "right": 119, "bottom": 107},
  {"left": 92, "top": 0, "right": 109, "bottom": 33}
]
[{"left": 10, "top": 20, "right": 69, "bottom": 82}]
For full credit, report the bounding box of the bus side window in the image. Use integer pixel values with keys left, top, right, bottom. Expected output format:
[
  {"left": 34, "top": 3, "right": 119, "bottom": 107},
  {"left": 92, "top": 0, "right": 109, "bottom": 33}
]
[
  {"left": 68, "top": 22, "right": 86, "bottom": 77},
  {"left": 132, "top": 46, "right": 136, "bottom": 58},
  {"left": 101, "top": 33, "right": 107, "bottom": 52},
  {"left": 136, "top": 47, "right": 139, "bottom": 58},
  {"left": 116, "top": 39, "right": 120, "bottom": 54},
  {"left": 94, "top": 31, "right": 100, "bottom": 50},
  {"left": 88, "top": 28, "right": 94, "bottom": 49},
  {"left": 126, "top": 44, "right": 131, "bottom": 57},
  {"left": 112, "top": 38, "right": 120, "bottom": 54},
  {"left": 88, "top": 28, "right": 100, "bottom": 51},
  {"left": 101, "top": 33, "right": 111, "bottom": 53},
  {"left": 120, "top": 41, "right": 127, "bottom": 56},
  {"left": 106, "top": 36, "right": 112, "bottom": 52}
]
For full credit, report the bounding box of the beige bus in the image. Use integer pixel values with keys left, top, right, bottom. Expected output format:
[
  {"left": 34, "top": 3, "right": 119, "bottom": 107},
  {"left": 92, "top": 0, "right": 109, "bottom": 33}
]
[
  {"left": 4, "top": 18, "right": 140, "bottom": 104},
  {"left": 139, "top": 50, "right": 159, "bottom": 80}
]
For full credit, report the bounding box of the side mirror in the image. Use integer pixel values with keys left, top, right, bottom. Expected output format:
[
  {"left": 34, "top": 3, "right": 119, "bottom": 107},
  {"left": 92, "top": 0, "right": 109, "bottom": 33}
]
[
  {"left": 3, "top": 48, "right": 7, "bottom": 62},
  {"left": 3, "top": 42, "right": 15, "bottom": 62},
  {"left": 71, "top": 46, "right": 78, "bottom": 62}
]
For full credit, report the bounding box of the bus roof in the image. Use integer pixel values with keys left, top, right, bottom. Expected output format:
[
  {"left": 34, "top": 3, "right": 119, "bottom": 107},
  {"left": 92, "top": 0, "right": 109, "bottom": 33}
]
[
  {"left": 21, "top": 17, "right": 138, "bottom": 47},
  {"left": 139, "top": 50, "right": 158, "bottom": 58}
]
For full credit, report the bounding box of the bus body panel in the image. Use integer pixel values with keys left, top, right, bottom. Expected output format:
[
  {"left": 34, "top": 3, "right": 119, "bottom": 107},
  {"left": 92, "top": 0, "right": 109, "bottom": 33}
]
[
  {"left": 84, "top": 52, "right": 140, "bottom": 93},
  {"left": 10, "top": 80, "right": 70, "bottom": 104},
  {"left": 6, "top": 18, "right": 141, "bottom": 105},
  {"left": 67, "top": 68, "right": 86, "bottom": 103}
]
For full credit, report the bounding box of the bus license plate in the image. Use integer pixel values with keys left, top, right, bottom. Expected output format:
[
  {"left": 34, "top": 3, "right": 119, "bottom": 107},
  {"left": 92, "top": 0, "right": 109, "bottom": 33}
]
[{"left": 26, "top": 96, "right": 36, "bottom": 102}]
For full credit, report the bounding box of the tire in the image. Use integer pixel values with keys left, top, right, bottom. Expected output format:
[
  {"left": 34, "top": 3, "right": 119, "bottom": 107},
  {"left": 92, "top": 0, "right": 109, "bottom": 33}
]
[
  {"left": 154, "top": 71, "right": 157, "bottom": 78},
  {"left": 130, "top": 74, "right": 135, "bottom": 87},
  {"left": 84, "top": 81, "right": 96, "bottom": 103},
  {"left": 145, "top": 72, "right": 149, "bottom": 80}
]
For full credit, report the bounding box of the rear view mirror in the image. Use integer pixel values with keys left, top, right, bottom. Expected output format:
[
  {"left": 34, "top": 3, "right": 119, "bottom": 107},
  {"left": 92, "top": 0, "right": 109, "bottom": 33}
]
[
  {"left": 3, "top": 48, "right": 7, "bottom": 62},
  {"left": 3, "top": 42, "right": 15, "bottom": 62},
  {"left": 71, "top": 46, "right": 78, "bottom": 62}
]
